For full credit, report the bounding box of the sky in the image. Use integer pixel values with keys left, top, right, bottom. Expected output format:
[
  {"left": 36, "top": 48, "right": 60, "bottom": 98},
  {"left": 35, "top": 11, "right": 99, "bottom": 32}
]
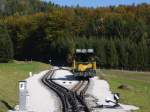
[{"left": 45, "top": 0, "right": 150, "bottom": 7}]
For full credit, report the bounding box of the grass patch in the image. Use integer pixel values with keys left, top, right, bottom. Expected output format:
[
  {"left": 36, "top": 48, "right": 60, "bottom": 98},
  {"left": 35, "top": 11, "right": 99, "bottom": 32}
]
[
  {"left": 97, "top": 69, "right": 150, "bottom": 112},
  {"left": 0, "top": 61, "right": 49, "bottom": 112}
]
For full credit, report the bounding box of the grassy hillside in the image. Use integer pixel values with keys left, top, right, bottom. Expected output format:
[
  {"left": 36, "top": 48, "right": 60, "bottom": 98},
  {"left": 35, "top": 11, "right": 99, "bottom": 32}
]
[
  {"left": 97, "top": 69, "right": 150, "bottom": 112},
  {"left": 0, "top": 61, "right": 49, "bottom": 112}
]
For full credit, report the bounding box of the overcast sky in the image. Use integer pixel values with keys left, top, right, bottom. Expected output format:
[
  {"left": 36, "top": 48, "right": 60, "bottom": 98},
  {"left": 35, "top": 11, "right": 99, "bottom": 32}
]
[{"left": 45, "top": 0, "right": 150, "bottom": 7}]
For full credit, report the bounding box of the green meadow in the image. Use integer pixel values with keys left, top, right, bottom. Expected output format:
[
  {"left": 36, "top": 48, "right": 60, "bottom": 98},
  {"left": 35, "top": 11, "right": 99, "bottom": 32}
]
[{"left": 0, "top": 61, "right": 49, "bottom": 112}]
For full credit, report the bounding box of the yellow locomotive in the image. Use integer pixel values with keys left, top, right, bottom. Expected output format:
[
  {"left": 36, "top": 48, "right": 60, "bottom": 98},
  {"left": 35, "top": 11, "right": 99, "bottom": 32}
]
[{"left": 73, "top": 49, "right": 96, "bottom": 78}]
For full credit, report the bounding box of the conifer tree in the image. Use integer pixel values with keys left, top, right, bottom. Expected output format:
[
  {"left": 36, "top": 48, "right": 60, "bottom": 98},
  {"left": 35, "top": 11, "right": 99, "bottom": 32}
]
[{"left": 0, "top": 25, "right": 14, "bottom": 62}]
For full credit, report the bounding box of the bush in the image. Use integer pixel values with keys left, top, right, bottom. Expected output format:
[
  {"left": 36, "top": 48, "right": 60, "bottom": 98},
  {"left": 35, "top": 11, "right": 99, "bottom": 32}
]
[{"left": 0, "top": 25, "right": 14, "bottom": 62}]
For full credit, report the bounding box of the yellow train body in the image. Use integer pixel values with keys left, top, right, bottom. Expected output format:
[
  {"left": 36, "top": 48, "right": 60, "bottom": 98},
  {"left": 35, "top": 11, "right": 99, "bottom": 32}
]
[
  {"left": 78, "top": 63, "right": 93, "bottom": 72},
  {"left": 73, "top": 60, "right": 96, "bottom": 72}
]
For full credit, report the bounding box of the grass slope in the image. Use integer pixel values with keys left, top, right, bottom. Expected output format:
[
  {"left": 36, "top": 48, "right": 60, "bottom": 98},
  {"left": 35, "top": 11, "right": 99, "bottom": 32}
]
[
  {"left": 97, "top": 69, "right": 150, "bottom": 112},
  {"left": 0, "top": 61, "right": 49, "bottom": 112}
]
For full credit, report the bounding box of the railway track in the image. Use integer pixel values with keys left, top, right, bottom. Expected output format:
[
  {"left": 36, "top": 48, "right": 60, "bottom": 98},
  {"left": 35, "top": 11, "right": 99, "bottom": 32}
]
[
  {"left": 42, "top": 68, "right": 90, "bottom": 112},
  {"left": 71, "top": 79, "right": 89, "bottom": 99}
]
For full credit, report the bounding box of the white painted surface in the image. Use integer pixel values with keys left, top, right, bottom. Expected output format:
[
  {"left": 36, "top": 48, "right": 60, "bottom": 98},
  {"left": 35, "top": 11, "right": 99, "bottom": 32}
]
[
  {"left": 52, "top": 69, "right": 79, "bottom": 89},
  {"left": 87, "top": 77, "right": 115, "bottom": 106},
  {"left": 25, "top": 70, "right": 60, "bottom": 112},
  {"left": 86, "top": 76, "right": 139, "bottom": 112},
  {"left": 120, "top": 104, "right": 139, "bottom": 111}
]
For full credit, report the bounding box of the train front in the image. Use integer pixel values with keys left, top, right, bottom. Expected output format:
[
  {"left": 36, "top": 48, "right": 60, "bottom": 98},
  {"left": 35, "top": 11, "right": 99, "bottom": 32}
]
[{"left": 73, "top": 49, "right": 96, "bottom": 78}]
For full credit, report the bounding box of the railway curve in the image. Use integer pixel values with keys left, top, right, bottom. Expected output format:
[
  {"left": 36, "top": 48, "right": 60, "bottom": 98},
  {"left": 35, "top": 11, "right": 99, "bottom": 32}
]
[{"left": 41, "top": 68, "right": 90, "bottom": 112}]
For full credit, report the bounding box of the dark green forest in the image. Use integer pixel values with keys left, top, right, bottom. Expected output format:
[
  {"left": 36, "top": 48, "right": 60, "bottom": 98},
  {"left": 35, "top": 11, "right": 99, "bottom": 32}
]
[{"left": 0, "top": 0, "right": 150, "bottom": 70}]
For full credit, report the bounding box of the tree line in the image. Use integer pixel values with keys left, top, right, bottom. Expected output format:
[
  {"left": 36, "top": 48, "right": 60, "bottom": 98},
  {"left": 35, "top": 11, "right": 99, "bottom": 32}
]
[
  {"left": 0, "top": 0, "right": 55, "bottom": 16},
  {"left": 0, "top": 1, "right": 150, "bottom": 70}
]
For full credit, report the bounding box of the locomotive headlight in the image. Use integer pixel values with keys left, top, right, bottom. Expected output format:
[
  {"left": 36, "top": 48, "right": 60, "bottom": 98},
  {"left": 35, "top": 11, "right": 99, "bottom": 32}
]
[
  {"left": 82, "top": 49, "right": 87, "bottom": 53},
  {"left": 76, "top": 49, "right": 82, "bottom": 53},
  {"left": 88, "top": 49, "right": 94, "bottom": 53}
]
